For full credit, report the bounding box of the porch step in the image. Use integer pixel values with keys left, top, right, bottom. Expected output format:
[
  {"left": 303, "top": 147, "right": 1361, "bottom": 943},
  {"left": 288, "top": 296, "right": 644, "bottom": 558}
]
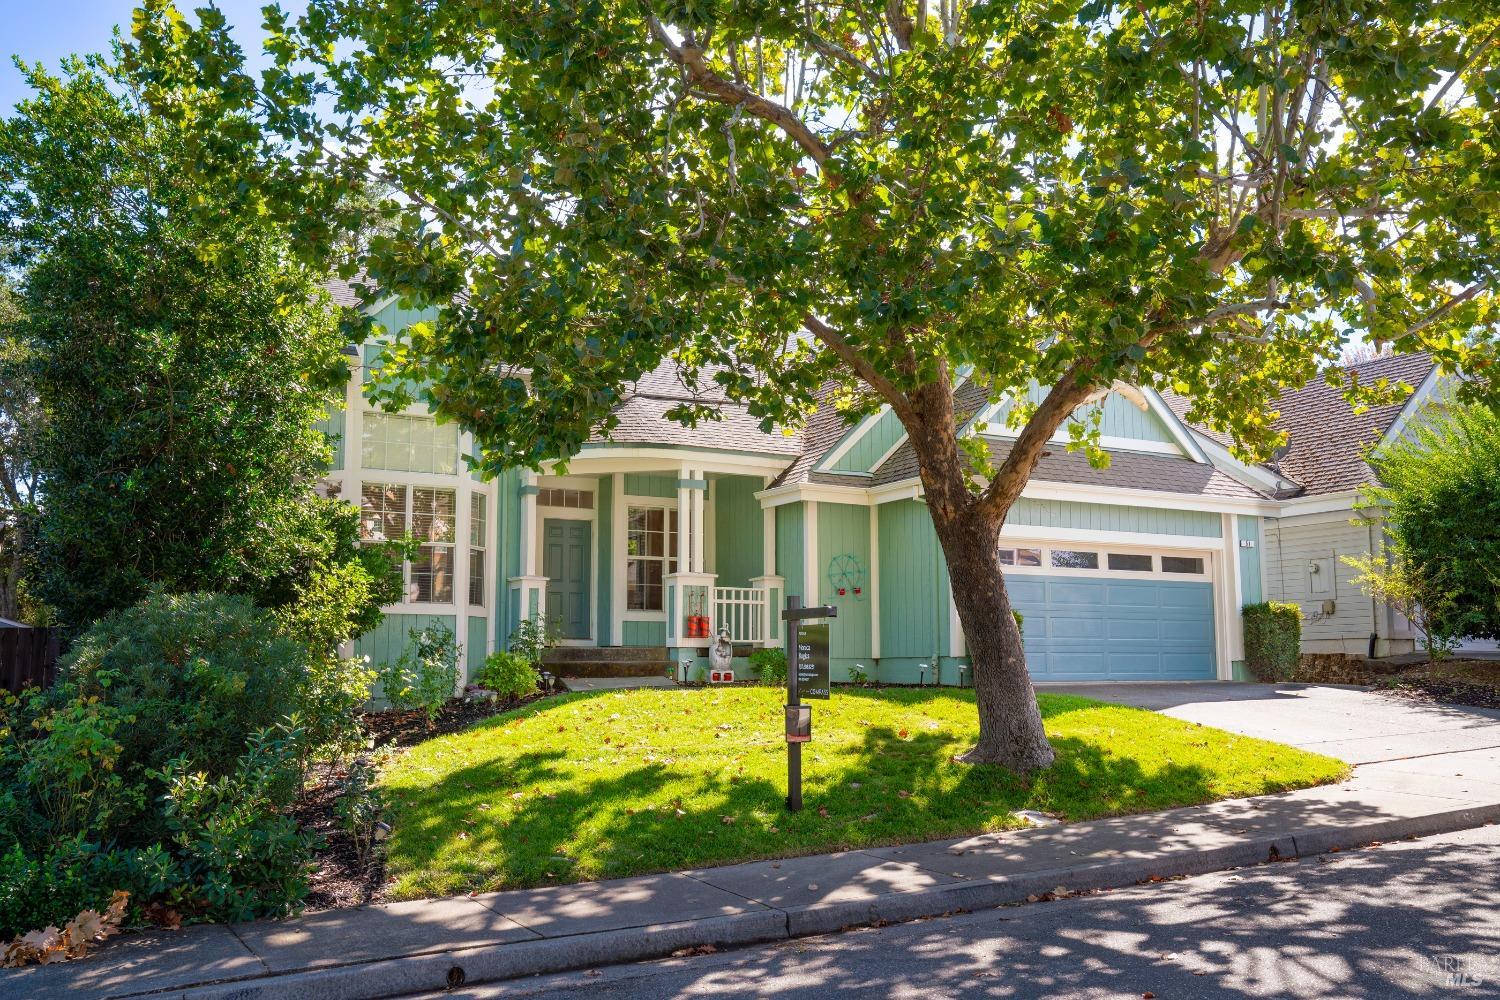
[{"left": 542, "top": 646, "right": 673, "bottom": 679}]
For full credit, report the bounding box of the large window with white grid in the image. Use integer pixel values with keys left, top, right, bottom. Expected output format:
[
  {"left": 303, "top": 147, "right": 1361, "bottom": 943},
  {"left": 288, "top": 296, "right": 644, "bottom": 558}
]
[{"left": 360, "top": 483, "right": 458, "bottom": 603}]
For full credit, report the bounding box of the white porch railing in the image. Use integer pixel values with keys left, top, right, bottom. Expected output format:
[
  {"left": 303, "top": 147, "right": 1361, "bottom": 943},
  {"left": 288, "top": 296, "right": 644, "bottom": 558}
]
[{"left": 713, "top": 587, "right": 767, "bottom": 644}]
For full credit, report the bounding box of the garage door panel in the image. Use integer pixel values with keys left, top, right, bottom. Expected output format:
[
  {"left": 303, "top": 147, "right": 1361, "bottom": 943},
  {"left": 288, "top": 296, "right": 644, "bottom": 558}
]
[{"left": 1010, "top": 574, "right": 1216, "bottom": 681}]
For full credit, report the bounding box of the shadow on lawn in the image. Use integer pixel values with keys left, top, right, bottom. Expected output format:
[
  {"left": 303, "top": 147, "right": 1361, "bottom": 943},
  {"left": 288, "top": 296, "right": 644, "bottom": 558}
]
[{"left": 385, "top": 695, "right": 1229, "bottom": 896}]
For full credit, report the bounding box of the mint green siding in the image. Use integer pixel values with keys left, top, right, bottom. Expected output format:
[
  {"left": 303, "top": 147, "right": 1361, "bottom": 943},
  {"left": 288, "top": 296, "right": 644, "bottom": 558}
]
[
  {"left": 1008, "top": 498, "right": 1222, "bottom": 537},
  {"left": 467, "top": 616, "right": 488, "bottom": 680},
  {"left": 775, "top": 503, "right": 806, "bottom": 597},
  {"left": 358, "top": 612, "right": 456, "bottom": 703},
  {"left": 596, "top": 474, "right": 614, "bottom": 645},
  {"left": 624, "top": 473, "right": 676, "bottom": 498},
  {"left": 623, "top": 620, "right": 667, "bottom": 646},
  {"left": 876, "top": 500, "right": 946, "bottom": 667},
  {"left": 825, "top": 408, "right": 904, "bottom": 473},
  {"left": 495, "top": 468, "right": 523, "bottom": 648},
  {"left": 1239, "top": 516, "right": 1263, "bottom": 605},
  {"left": 979, "top": 382, "right": 1177, "bottom": 447},
  {"left": 713, "top": 475, "right": 763, "bottom": 589},
  {"left": 818, "top": 503, "right": 873, "bottom": 676}
]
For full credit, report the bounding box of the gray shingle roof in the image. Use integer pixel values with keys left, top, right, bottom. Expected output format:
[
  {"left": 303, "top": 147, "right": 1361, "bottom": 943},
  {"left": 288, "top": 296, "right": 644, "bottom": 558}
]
[
  {"left": 1267, "top": 352, "right": 1434, "bottom": 496},
  {"left": 322, "top": 274, "right": 372, "bottom": 309},
  {"left": 872, "top": 436, "right": 1267, "bottom": 499},
  {"left": 590, "top": 393, "right": 803, "bottom": 456}
]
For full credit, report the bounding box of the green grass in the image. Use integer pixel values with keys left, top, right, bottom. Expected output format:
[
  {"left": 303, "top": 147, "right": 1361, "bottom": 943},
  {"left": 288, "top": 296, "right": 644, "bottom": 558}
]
[{"left": 377, "top": 688, "right": 1348, "bottom": 900}]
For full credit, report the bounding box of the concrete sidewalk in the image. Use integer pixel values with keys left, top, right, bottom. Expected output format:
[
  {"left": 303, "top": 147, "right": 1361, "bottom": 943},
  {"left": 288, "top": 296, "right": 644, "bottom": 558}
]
[{"left": 10, "top": 685, "right": 1500, "bottom": 1000}]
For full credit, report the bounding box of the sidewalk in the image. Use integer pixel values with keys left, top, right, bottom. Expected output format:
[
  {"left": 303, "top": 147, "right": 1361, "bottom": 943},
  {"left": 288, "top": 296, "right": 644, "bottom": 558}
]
[{"left": 9, "top": 686, "right": 1500, "bottom": 1000}]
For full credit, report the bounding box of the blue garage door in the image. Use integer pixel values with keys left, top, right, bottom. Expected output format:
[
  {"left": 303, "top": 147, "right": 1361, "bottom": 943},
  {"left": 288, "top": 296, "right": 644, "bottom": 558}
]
[{"left": 1008, "top": 576, "right": 1216, "bottom": 680}]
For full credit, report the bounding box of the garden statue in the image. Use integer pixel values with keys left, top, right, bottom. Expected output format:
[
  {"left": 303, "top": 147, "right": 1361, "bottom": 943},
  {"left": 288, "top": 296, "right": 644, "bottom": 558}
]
[{"left": 709, "top": 626, "right": 733, "bottom": 676}]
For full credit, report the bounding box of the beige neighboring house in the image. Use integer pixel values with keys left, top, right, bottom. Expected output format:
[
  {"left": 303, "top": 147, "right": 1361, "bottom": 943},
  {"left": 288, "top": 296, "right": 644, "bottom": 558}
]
[{"left": 1176, "top": 353, "right": 1448, "bottom": 660}]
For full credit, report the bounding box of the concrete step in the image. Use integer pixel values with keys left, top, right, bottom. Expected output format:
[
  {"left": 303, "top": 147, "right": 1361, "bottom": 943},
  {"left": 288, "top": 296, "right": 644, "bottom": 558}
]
[
  {"left": 544, "top": 660, "right": 675, "bottom": 679},
  {"left": 543, "top": 646, "right": 668, "bottom": 664}
]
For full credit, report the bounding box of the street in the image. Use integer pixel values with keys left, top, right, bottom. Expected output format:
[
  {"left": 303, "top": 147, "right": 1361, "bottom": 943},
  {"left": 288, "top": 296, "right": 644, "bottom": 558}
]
[{"left": 423, "top": 825, "right": 1500, "bottom": 999}]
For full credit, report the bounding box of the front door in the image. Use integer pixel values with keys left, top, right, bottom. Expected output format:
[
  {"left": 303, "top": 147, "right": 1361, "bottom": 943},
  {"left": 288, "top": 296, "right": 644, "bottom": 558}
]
[{"left": 543, "top": 519, "right": 591, "bottom": 640}]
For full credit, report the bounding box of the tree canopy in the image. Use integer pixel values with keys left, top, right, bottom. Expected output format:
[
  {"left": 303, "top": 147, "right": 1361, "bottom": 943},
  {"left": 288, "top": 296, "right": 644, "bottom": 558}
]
[
  {"left": 127, "top": 0, "right": 1500, "bottom": 768},
  {"left": 0, "top": 57, "right": 379, "bottom": 634}
]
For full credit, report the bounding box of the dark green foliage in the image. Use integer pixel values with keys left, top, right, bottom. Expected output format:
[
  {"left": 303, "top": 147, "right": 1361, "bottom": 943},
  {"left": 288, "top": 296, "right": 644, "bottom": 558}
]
[
  {"left": 477, "top": 651, "right": 540, "bottom": 701},
  {"left": 750, "top": 647, "right": 787, "bottom": 686},
  {"left": 0, "top": 59, "right": 358, "bottom": 635},
  {"left": 1243, "top": 602, "right": 1302, "bottom": 682},
  {"left": 1364, "top": 404, "right": 1500, "bottom": 640},
  {"left": 58, "top": 592, "right": 307, "bottom": 834}
]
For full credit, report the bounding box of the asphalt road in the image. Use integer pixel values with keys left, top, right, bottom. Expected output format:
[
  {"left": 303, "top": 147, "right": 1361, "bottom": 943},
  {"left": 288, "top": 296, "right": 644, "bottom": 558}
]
[{"left": 417, "top": 825, "right": 1500, "bottom": 999}]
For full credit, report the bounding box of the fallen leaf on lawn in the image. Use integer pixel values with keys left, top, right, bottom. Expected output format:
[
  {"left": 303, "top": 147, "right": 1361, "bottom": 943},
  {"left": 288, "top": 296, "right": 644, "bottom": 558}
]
[
  {"left": 675, "top": 808, "right": 686, "bottom": 818},
  {"left": 897, "top": 790, "right": 912, "bottom": 799},
  {"left": 817, "top": 807, "right": 829, "bottom": 817},
  {"left": 510, "top": 792, "right": 525, "bottom": 800},
  {"left": 859, "top": 812, "right": 879, "bottom": 822},
  {"left": 720, "top": 815, "right": 736, "bottom": 825},
  {"left": 897, "top": 729, "right": 910, "bottom": 739}
]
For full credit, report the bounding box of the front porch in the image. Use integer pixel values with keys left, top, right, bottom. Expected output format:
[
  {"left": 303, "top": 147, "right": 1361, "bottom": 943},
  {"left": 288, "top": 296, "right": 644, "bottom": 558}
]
[{"left": 506, "top": 460, "right": 788, "bottom": 658}]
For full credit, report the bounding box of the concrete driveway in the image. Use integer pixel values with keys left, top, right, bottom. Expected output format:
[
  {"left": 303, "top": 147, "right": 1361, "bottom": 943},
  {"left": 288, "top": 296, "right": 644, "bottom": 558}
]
[{"left": 1037, "top": 681, "right": 1500, "bottom": 765}]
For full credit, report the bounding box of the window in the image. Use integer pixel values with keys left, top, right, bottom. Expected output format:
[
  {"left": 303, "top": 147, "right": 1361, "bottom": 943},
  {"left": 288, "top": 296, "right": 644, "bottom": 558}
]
[
  {"left": 1107, "top": 553, "right": 1153, "bottom": 572},
  {"left": 360, "top": 411, "right": 459, "bottom": 474},
  {"left": 469, "top": 493, "right": 488, "bottom": 607},
  {"left": 359, "top": 483, "right": 458, "bottom": 603},
  {"left": 537, "top": 487, "right": 593, "bottom": 509},
  {"left": 999, "top": 547, "right": 1043, "bottom": 567},
  {"left": 626, "top": 506, "right": 679, "bottom": 611},
  {"left": 1161, "top": 555, "right": 1206, "bottom": 575},
  {"left": 1050, "top": 549, "right": 1100, "bottom": 570}
]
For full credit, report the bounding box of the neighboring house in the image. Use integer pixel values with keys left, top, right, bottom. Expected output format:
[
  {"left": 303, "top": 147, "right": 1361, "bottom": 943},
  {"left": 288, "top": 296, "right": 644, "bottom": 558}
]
[{"left": 323, "top": 279, "right": 1441, "bottom": 683}]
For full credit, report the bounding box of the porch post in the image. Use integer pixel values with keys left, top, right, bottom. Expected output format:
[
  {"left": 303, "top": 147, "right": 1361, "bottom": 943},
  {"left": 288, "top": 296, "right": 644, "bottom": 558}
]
[
  {"left": 508, "top": 473, "right": 547, "bottom": 627},
  {"left": 666, "top": 470, "right": 713, "bottom": 651},
  {"left": 753, "top": 500, "right": 784, "bottom": 646}
]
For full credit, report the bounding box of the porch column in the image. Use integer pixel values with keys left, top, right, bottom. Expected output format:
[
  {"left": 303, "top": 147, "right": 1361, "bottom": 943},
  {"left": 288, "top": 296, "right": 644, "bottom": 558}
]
[
  {"left": 508, "top": 474, "right": 547, "bottom": 626},
  {"left": 752, "top": 501, "right": 784, "bottom": 646},
  {"left": 666, "top": 471, "right": 713, "bottom": 650}
]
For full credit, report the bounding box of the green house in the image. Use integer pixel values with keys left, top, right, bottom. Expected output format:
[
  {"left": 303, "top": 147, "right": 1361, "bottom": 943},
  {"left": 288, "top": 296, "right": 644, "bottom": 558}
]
[{"left": 324, "top": 280, "right": 1449, "bottom": 685}]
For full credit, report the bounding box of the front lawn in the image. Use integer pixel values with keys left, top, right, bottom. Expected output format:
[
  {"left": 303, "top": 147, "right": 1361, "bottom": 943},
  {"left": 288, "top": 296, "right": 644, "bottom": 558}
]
[{"left": 378, "top": 688, "right": 1347, "bottom": 899}]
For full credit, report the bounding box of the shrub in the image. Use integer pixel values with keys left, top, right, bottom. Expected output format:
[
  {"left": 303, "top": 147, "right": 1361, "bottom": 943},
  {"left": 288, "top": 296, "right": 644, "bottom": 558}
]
[
  {"left": 378, "top": 622, "right": 461, "bottom": 723},
  {"left": 334, "top": 749, "right": 393, "bottom": 864},
  {"left": 156, "top": 729, "right": 316, "bottom": 924},
  {"left": 1243, "top": 602, "right": 1302, "bottom": 681},
  {"left": 507, "top": 615, "right": 558, "bottom": 664},
  {"left": 847, "top": 663, "right": 870, "bottom": 685},
  {"left": 1344, "top": 552, "right": 1462, "bottom": 661},
  {"left": 56, "top": 592, "right": 307, "bottom": 833},
  {"left": 477, "top": 651, "right": 540, "bottom": 701},
  {"left": 750, "top": 648, "right": 787, "bottom": 687}
]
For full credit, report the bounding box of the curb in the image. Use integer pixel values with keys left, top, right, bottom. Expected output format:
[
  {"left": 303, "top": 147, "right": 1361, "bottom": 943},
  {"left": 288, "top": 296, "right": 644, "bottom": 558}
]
[{"left": 133, "top": 806, "right": 1500, "bottom": 1000}]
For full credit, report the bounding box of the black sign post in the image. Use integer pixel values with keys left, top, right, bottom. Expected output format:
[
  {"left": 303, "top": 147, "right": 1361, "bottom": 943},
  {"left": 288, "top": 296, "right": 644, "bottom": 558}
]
[{"left": 782, "top": 595, "right": 837, "bottom": 812}]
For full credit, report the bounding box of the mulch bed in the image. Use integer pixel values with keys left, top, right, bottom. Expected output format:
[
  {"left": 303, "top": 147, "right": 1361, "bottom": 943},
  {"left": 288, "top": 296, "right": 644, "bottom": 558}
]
[{"left": 297, "top": 690, "right": 556, "bottom": 911}]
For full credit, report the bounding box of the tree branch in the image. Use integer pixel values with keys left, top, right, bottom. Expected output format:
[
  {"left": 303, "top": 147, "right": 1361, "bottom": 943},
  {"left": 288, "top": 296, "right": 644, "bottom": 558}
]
[
  {"left": 802, "top": 313, "right": 917, "bottom": 424},
  {"left": 974, "top": 363, "right": 1098, "bottom": 520},
  {"left": 645, "top": 13, "right": 833, "bottom": 168}
]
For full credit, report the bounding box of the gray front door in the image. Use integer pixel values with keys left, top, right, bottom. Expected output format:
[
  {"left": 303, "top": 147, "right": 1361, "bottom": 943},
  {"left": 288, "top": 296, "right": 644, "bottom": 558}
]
[{"left": 543, "top": 519, "right": 591, "bottom": 640}]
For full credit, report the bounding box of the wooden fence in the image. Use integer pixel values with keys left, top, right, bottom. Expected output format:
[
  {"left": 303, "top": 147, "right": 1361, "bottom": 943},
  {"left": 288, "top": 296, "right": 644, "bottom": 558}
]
[{"left": 1, "top": 627, "right": 60, "bottom": 694}]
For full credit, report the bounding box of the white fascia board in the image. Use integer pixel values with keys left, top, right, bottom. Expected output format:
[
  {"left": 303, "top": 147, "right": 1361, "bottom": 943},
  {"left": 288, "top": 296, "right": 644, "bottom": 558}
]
[
  {"left": 869, "top": 473, "right": 1280, "bottom": 516},
  {"left": 1375, "top": 365, "right": 1447, "bottom": 455},
  {"left": 754, "top": 483, "right": 874, "bottom": 508},
  {"left": 998, "top": 523, "right": 1224, "bottom": 551},
  {"left": 1141, "top": 387, "right": 1211, "bottom": 464},
  {"left": 1193, "top": 434, "right": 1299, "bottom": 495},
  {"left": 978, "top": 431, "right": 1184, "bottom": 457},
  {"left": 813, "top": 405, "right": 890, "bottom": 472},
  {"left": 547, "top": 447, "right": 795, "bottom": 477},
  {"left": 1272, "top": 490, "right": 1364, "bottom": 520}
]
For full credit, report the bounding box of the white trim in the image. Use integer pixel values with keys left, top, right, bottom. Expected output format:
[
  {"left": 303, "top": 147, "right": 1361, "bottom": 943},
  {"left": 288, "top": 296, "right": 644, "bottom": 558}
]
[
  {"left": 868, "top": 427, "right": 912, "bottom": 479},
  {"left": 610, "top": 472, "right": 626, "bottom": 645},
  {"left": 1142, "top": 387, "right": 1211, "bottom": 463},
  {"left": 1193, "top": 434, "right": 1298, "bottom": 495},
  {"left": 756, "top": 483, "right": 874, "bottom": 507},
  {"left": 1375, "top": 365, "right": 1446, "bottom": 454},
  {"left": 536, "top": 507, "right": 598, "bottom": 645},
  {"left": 1275, "top": 490, "right": 1361, "bottom": 518},
  {"left": 554, "top": 447, "right": 793, "bottom": 477},
  {"left": 996, "top": 537, "right": 1217, "bottom": 577},
  {"left": 803, "top": 500, "right": 819, "bottom": 605},
  {"left": 948, "top": 587, "right": 964, "bottom": 658},
  {"left": 977, "top": 431, "right": 1184, "bottom": 457},
  {"left": 1221, "top": 513, "right": 1242, "bottom": 670},
  {"left": 762, "top": 503, "right": 776, "bottom": 577},
  {"left": 865, "top": 474, "right": 1279, "bottom": 515},
  {"left": 998, "top": 523, "right": 1225, "bottom": 553}
]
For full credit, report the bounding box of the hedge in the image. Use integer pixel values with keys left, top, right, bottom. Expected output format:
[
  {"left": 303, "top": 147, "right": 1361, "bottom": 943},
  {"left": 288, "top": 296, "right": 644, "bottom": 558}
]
[{"left": 1243, "top": 602, "right": 1302, "bottom": 681}]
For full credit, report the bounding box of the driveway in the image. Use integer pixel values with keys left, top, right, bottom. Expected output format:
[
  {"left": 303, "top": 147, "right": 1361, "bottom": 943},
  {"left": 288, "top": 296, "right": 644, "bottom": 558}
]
[{"left": 1038, "top": 681, "right": 1500, "bottom": 764}]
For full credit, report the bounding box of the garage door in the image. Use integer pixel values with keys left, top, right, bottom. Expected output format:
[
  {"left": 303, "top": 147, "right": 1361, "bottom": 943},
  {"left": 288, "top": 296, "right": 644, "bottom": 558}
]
[{"left": 1001, "top": 544, "right": 1217, "bottom": 681}]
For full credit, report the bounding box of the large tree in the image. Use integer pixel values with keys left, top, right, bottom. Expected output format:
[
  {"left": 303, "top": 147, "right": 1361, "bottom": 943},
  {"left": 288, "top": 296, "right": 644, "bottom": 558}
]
[
  {"left": 0, "top": 57, "right": 389, "bottom": 637},
  {"left": 0, "top": 277, "right": 38, "bottom": 622},
  {"left": 132, "top": 0, "right": 1500, "bottom": 768}
]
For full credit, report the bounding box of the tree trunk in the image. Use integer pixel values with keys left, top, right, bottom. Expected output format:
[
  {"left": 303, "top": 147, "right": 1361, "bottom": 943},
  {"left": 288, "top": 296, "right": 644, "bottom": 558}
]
[{"left": 928, "top": 502, "right": 1055, "bottom": 771}]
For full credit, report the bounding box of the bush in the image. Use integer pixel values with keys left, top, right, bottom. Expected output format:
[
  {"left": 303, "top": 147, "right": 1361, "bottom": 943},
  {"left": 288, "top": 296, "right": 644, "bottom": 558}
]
[
  {"left": 56, "top": 592, "right": 307, "bottom": 833},
  {"left": 334, "top": 749, "right": 393, "bottom": 864},
  {"left": 378, "top": 622, "right": 461, "bottom": 723},
  {"left": 1243, "top": 602, "right": 1302, "bottom": 681},
  {"left": 750, "top": 648, "right": 787, "bottom": 687},
  {"left": 477, "top": 651, "right": 540, "bottom": 701},
  {"left": 156, "top": 729, "right": 316, "bottom": 924},
  {"left": 507, "top": 616, "right": 558, "bottom": 664},
  {"left": 1344, "top": 552, "right": 1462, "bottom": 661}
]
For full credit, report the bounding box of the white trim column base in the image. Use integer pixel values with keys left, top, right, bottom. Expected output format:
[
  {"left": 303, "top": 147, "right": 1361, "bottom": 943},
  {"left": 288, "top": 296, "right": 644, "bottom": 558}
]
[
  {"left": 666, "top": 571, "right": 717, "bottom": 649},
  {"left": 751, "top": 574, "right": 785, "bottom": 647},
  {"left": 508, "top": 575, "right": 548, "bottom": 627}
]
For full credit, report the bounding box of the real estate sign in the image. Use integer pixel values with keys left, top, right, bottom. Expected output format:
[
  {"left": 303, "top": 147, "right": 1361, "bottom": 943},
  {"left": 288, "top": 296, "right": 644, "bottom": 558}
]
[{"left": 795, "top": 623, "right": 830, "bottom": 700}]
